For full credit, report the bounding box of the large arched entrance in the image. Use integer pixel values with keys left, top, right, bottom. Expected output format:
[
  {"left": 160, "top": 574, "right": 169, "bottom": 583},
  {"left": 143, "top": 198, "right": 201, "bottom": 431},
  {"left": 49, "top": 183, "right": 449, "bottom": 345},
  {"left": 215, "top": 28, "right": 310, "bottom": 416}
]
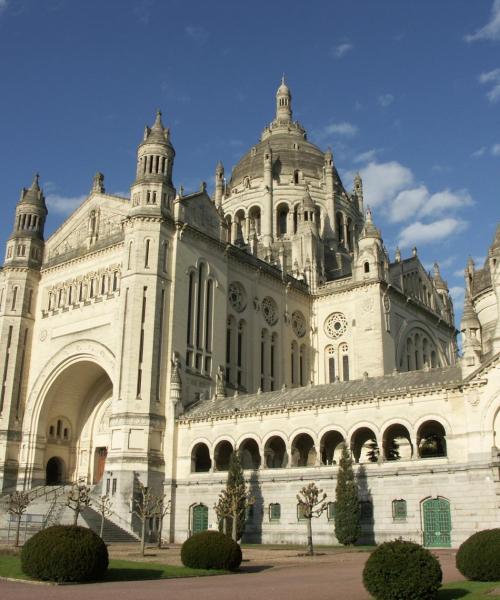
[
  {"left": 35, "top": 360, "right": 113, "bottom": 486},
  {"left": 45, "top": 456, "right": 65, "bottom": 485}
]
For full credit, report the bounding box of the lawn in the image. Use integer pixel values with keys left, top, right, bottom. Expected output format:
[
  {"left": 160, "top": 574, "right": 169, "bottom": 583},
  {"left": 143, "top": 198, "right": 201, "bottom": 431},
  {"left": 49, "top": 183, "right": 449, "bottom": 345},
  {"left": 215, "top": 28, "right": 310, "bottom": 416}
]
[
  {"left": 0, "top": 554, "right": 227, "bottom": 583},
  {"left": 438, "top": 580, "right": 500, "bottom": 599}
]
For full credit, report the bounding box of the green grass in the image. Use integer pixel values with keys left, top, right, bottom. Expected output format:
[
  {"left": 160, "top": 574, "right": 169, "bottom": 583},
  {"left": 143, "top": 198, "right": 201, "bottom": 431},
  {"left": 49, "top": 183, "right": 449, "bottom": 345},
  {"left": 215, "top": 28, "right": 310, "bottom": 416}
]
[
  {"left": 0, "top": 555, "right": 227, "bottom": 583},
  {"left": 438, "top": 580, "right": 500, "bottom": 599}
]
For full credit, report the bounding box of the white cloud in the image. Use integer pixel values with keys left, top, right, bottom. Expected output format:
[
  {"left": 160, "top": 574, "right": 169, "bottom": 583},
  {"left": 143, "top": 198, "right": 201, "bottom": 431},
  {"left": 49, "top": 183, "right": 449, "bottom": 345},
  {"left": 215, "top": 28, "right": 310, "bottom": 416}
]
[
  {"left": 479, "top": 68, "right": 500, "bottom": 102},
  {"left": 185, "top": 25, "right": 209, "bottom": 45},
  {"left": 354, "top": 149, "right": 380, "bottom": 163},
  {"left": 492, "top": 143, "right": 500, "bottom": 155},
  {"left": 314, "top": 121, "right": 358, "bottom": 142},
  {"left": 419, "top": 189, "right": 473, "bottom": 217},
  {"left": 465, "top": 0, "right": 500, "bottom": 42},
  {"left": 378, "top": 93, "right": 394, "bottom": 108},
  {"left": 389, "top": 186, "right": 429, "bottom": 223},
  {"left": 332, "top": 43, "right": 353, "bottom": 59},
  {"left": 0, "top": 0, "right": 7, "bottom": 12},
  {"left": 46, "top": 194, "right": 87, "bottom": 215},
  {"left": 397, "top": 218, "right": 467, "bottom": 248},
  {"left": 353, "top": 161, "right": 413, "bottom": 207},
  {"left": 449, "top": 286, "right": 465, "bottom": 311},
  {"left": 472, "top": 146, "right": 487, "bottom": 158}
]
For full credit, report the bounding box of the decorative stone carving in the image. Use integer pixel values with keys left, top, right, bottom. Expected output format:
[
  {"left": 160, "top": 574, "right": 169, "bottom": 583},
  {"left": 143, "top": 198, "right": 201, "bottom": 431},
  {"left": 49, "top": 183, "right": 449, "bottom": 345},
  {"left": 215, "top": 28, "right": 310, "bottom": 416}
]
[
  {"left": 291, "top": 310, "right": 306, "bottom": 338},
  {"left": 324, "top": 312, "right": 348, "bottom": 339},
  {"left": 262, "top": 296, "right": 278, "bottom": 326},
  {"left": 228, "top": 281, "right": 246, "bottom": 313}
]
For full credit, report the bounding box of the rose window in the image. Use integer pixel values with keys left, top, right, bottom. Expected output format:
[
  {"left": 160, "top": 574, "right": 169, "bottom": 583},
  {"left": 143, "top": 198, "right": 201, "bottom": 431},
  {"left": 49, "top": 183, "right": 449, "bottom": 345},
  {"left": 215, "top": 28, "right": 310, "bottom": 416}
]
[
  {"left": 262, "top": 296, "right": 278, "bottom": 325},
  {"left": 324, "top": 312, "right": 347, "bottom": 339},
  {"left": 292, "top": 311, "right": 306, "bottom": 338},
  {"left": 228, "top": 282, "right": 246, "bottom": 313}
]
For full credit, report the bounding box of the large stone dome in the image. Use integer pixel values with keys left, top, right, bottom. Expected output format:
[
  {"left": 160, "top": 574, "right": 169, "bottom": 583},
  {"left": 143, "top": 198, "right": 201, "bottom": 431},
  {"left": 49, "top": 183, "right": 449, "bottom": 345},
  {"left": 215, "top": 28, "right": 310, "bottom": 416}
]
[{"left": 229, "top": 131, "right": 326, "bottom": 190}]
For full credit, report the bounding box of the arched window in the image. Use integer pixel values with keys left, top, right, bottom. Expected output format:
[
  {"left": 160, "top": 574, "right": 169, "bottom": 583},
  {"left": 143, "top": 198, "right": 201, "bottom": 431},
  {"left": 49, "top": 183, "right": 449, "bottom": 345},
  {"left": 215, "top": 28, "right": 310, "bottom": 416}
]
[
  {"left": 186, "top": 264, "right": 213, "bottom": 376},
  {"left": 364, "top": 262, "right": 370, "bottom": 273},
  {"left": 291, "top": 433, "right": 316, "bottom": 467},
  {"left": 336, "top": 212, "right": 344, "bottom": 245},
  {"left": 264, "top": 436, "right": 287, "bottom": 468},
  {"left": 248, "top": 206, "right": 261, "bottom": 236},
  {"left": 214, "top": 441, "right": 233, "bottom": 471},
  {"left": 191, "top": 443, "right": 211, "bottom": 473},
  {"left": 326, "top": 345, "right": 335, "bottom": 383},
  {"left": 418, "top": 421, "right": 447, "bottom": 458},
  {"left": 340, "top": 343, "right": 349, "bottom": 382},
  {"left": 277, "top": 204, "right": 289, "bottom": 237},
  {"left": 293, "top": 170, "right": 300, "bottom": 184}
]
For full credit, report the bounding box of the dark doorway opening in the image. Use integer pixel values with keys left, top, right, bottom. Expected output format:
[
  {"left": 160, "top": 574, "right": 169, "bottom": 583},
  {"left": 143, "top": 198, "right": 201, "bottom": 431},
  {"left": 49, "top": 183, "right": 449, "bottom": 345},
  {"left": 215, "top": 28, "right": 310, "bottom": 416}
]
[{"left": 46, "top": 456, "right": 64, "bottom": 485}]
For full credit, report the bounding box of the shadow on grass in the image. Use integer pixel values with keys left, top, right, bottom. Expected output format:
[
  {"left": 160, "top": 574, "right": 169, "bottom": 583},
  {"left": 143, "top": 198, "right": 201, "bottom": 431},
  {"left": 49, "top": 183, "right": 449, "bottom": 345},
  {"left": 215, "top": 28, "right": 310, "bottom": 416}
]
[
  {"left": 437, "top": 589, "right": 470, "bottom": 599},
  {"left": 103, "top": 567, "right": 164, "bottom": 582},
  {"left": 238, "top": 564, "right": 273, "bottom": 574}
]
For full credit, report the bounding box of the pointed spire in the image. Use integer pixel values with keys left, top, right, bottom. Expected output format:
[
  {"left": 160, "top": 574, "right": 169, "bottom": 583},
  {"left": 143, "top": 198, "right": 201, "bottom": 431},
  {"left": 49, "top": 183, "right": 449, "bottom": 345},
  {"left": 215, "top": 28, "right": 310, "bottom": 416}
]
[
  {"left": 395, "top": 247, "right": 401, "bottom": 262},
  {"left": 360, "top": 207, "right": 381, "bottom": 239},
  {"left": 31, "top": 173, "right": 40, "bottom": 190},
  {"left": 276, "top": 75, "right": 292, "bottom": 122},
  {"left": 433, "top": 262, "right": 448, "bottom": 290},
  {"left": 152, "top": 109, "right": 163, "bottom": 129}
]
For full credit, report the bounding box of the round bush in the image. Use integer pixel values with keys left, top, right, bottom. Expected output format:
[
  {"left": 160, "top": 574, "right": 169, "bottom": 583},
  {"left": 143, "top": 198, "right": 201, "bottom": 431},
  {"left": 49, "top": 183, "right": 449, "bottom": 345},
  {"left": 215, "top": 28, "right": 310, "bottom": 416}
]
[
  {"left": 363, "top": 539, "right": 442, "bottom": 600},
  {"left": 181, "top": 530, "right": 242, "bottom": 570},
  {"left": 21, "top": 525, "right": 109, "bottom": 582},
  {"left": 456, "top": 529, "right": 500, "bottom": 581}
]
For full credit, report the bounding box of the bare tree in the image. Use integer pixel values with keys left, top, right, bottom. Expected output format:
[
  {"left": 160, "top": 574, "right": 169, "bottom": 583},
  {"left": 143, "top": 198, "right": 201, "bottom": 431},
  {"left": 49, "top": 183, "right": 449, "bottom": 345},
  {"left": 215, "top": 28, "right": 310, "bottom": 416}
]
[
  {"left": 94, "top": 494, "right": 112, "bottom": 539},
  {"left": 133, "top": 483, "right": 158, "bottom": 556},
  {"left": 297, "top": 482, "right": 328, "bottom": 556},
  {"left": 66, "top": 484, "right": 92, "bottom": 526},
  {"left": 155, "top": 497, "right": 171, "bottom": 549},
  {"left": 214, "top": 489, "right": 231, "bottom": 535},
  {"left": 7, "top": 491, "right": 31, "bottom": 547}
]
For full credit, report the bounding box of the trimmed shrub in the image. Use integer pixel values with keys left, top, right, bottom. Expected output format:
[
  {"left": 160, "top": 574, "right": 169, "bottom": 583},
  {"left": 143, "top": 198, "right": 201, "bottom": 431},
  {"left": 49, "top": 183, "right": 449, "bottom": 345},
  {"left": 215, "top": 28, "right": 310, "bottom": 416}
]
[
  {"left": 363, "top": 539, "right": 442, "bottom": 600},
  {"left": 181, "top": 530, "right": 242, "bottom": 571},
  {"left": 456, "top": 529, "right": 500, "bottom": 581},
  {"left": 21, "top": 525, "right": 108, "bottom": 582}
]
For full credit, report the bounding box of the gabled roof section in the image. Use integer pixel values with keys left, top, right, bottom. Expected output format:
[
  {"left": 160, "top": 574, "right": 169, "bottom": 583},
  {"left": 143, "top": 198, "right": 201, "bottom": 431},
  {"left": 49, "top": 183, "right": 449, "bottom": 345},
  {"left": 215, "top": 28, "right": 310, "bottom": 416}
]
[{"left": 181, "top": 365, "right": 463, "bottom": 421}]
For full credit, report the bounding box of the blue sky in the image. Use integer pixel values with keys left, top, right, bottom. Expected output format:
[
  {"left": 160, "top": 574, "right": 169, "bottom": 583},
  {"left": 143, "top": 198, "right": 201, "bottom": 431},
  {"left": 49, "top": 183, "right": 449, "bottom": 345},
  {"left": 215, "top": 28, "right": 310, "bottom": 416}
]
[{"left": 0, "top": 0, "right": 499, "bottom": 319}]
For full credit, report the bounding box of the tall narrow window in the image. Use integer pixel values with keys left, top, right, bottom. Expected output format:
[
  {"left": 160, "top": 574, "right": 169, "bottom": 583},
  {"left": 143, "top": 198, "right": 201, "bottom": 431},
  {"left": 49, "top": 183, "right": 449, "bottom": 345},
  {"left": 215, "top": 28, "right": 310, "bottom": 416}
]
[
  {"left": 326, "top": 346, "right": 336, "bottom": 383},
  {"left": 299, "top": 345, "right": 305, "bottom": 386},
  {"left": 342, "top": 355, "right": 349, "bottom": 382},
  {"left": 226, "top": 317, "right": 233, "bottom": 384},
  {"left": 162, "top": 243, "right": 168, "bottom": 272},
  {"left": 205, "top": 279, "right": 213, "bottom": 354},
  {"left": 145, "top": 239, "right": 151, "bottom": 268},
  {"left": 291, "top": 341, "right": 298, "bottom": 386},
  {"left": 127, "top": 242, "right": 133, "bottom": 270},
  {"left": 237, "top": 320, "right": 244, "bottom": 387},
  {"left": 137, "top": 287, "right": 147, "bottom": 397},
  {"left": 11, "top": 287, "right": 18, "bottom": 311},
  {"left": 187, "top": 271, "right": 195, "bottom": 346},
  {"left": 0, "top": 326, "right": 13, "bottom": 413},
  {"left": 196, "top": 264, "right": 205, "bottom": 349},
  {"left": 27, "top": 290, "right": 33, "bottom": 314}
]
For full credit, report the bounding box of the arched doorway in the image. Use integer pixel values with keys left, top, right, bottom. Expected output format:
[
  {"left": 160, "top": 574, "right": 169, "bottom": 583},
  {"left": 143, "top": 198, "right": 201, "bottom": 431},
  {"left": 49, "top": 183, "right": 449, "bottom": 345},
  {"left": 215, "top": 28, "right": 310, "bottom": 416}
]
[
  {"left": 192, "top": 504, "right": 208, "bottom": 535},
  {"left": 35, "top": 359, "right": 113, "bottom": 486},
  {"left": 46, "top": 456, "right": 65, "bottom": 485},
  {"left": 422, "top": 497, "right": 451, "bottom": 547}
]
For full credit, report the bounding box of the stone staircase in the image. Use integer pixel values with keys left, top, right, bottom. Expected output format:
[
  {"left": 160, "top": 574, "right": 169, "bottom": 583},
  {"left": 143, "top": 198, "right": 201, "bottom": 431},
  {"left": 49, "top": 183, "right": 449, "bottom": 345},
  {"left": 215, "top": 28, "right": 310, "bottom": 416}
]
[
  {"left": 81, "top": 506, "right": 138, "bottom": 543},
  {"left": 0, "top": 483, "right": 138, "bottom": 544}
]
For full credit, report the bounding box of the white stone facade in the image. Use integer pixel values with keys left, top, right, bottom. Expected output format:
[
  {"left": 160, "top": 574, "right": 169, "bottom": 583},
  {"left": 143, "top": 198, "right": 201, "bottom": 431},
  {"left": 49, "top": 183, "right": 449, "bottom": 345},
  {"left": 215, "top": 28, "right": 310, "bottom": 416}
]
[{"left": 0, "top": 81, "right": 499, "bottom": 548}]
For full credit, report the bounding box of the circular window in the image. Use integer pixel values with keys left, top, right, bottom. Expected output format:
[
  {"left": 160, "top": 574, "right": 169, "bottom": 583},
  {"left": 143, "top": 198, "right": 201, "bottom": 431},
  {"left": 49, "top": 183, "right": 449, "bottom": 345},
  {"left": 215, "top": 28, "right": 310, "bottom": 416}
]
[
  {"left": 228, "top": 282, "right": 246, "bottom": 313},
  {"left": 292, "top": 310, "right": 306, "bottom": 338},
  {"left": 324, "top": 312, "right": 347, "bottom": 339},
  {"left": 262, "top": 296, "right": 278, "bottom": 326}
]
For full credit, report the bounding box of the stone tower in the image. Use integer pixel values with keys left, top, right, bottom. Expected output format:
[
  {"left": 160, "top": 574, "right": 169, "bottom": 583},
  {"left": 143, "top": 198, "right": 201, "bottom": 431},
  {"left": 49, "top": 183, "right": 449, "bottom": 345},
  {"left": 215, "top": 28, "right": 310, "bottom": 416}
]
[
  {"left": 110, "top": 111, "right": 176, "bottom": 509},
  {"left": 0, "top": 175, "right": 47, "bottom": 490}
]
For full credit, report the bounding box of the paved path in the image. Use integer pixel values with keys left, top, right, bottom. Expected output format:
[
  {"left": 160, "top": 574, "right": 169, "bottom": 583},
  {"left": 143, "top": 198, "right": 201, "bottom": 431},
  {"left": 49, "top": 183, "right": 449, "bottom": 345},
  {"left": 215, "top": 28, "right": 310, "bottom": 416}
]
[{"left": 0, "top": 550, "right": 463, "bottom": 600}]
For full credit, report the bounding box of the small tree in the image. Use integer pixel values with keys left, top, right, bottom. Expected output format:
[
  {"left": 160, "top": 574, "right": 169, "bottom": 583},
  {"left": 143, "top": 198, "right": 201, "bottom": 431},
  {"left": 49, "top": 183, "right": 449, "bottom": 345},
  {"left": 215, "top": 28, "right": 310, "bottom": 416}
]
[
  {"left": 334, "top": 444, "right": 361, "bottom": 545},
  {"left": 155, "top": 497, "right": 171, "bottom": 549},
  {"left": 386, "top": 438, "right": 400, "bottom": 461},
  {"left": 366, "top": 439, "right": 380, "bottom": 463},
  {"left": 94, "top": 494, "right": 112, "bottom": 539},
  {"left": 133, "top": 483, "right": 158, "bottom": 556},
  {"left": 7, "top": 491, "right": 31, "bottom": 547},
  {"left": 215, "top": 453, "right": 254, "bottom": 541},
  {"left": 296, "top": 482, "right": 328, "bottom": 556},
  {"left": 66, "top": 484, "right": 92, "bottom": 526}
]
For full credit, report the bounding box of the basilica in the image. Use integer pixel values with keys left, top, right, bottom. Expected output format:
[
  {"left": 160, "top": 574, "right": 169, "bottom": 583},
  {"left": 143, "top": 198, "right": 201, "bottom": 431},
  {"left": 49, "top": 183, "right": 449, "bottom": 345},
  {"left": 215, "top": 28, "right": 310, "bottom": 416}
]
[{"left": 0, "top": 79, "right": 499, "bottom": 548}]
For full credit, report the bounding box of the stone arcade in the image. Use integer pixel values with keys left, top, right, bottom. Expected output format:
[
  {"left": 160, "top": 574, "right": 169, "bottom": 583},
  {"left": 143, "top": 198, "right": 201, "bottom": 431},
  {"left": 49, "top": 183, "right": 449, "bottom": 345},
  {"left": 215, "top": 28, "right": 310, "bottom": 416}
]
[{"left": 0, "top": 79, "right": 499, "bottom": 548}]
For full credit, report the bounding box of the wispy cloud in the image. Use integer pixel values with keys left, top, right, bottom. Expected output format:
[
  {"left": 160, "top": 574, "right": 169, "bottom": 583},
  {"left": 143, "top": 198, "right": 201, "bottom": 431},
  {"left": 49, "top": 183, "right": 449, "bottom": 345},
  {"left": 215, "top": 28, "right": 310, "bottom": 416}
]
[
  {"left": 46, "top": 194, "right": 87, "bottom": 215},
  {"left": 479, "top": 68, "right": 500, "bottom": 102},
  {"left": 315, "top": 121, "right": 358, "bottom": 141},
  {"left": 492, "top": 143, "right": 500, "bottom": 155},
  {"left": 185, "top": 25, "right": 209, "bottom": 45},
  {"left": 378, "top": 93, "right": 394, "bottom": 108},
  {"left": 389, "top": 187, "right": 473, "bottom": 223},
  {"left": 398, "top": 218, "right": 467, "bottom": 248},
  {"left": 449, "top": 286, "right": 465, "bottom": 311},
  {"left": 132, "top": 0, "right": 154, "bottom": 25},
  {"left": 332, "top": 43, "right": 353, "bottom": 59},
  {"left": 472, "top": 146, "right": 487, "bottom": 158},
  {"left": 354, "top": 149, "right": 380, "bottom": 163},
  {"left": 465, "top": 0, "right": 500, "bottom": 42}
]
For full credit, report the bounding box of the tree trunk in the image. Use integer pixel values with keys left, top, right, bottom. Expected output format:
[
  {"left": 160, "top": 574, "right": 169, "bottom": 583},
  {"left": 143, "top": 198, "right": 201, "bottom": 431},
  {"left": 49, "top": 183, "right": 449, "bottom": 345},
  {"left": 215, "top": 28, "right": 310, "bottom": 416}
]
[
  {"left": 231, "top": 510, "right": 238, "bottom": 542},
  {"left": 306, "top": 518, "right": 313, "bottom": 556},
  {"left": 222, "top": 518, "right": 227, "bottom": 536},
  {"left": 15, "top": 515, "right": 21, "bottom": 547},
  {"left": 73, "top": 508, "right": 79, "bottom": 526},
  {"left": 141, "top": 519, "right": 146, "bottom": 556},
  {"left": 157, "top": 516, "right": 163, "bottom": 549},
  {"left": 100, "top": 513, "right": 105, "bottom": 538}
]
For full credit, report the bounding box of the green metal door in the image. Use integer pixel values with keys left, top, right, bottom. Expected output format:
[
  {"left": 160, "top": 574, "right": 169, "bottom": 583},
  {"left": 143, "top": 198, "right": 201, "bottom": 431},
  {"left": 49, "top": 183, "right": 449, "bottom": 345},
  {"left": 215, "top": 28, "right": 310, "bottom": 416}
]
[
  {"left": 422, "top": 498, "right": 451, "bottom": 547},
  {"left": 192, "top": 504, "right": 208, "bottom": 534}
]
